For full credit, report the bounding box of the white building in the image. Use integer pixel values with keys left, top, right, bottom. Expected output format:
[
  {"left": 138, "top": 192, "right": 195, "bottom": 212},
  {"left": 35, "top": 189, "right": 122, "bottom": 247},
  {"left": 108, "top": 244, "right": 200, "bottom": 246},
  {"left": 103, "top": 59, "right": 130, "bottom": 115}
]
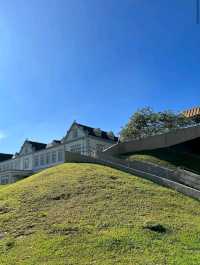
[{"left": 0, "top": 122, "right": 118, "bottom": 184}]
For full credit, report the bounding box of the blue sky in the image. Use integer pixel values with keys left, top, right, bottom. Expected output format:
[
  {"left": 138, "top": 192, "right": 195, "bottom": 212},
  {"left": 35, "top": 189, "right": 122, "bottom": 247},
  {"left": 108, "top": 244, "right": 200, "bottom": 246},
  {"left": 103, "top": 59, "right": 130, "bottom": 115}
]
[{"left": 0, "top": 0, "right": 199, "bottom": 153}]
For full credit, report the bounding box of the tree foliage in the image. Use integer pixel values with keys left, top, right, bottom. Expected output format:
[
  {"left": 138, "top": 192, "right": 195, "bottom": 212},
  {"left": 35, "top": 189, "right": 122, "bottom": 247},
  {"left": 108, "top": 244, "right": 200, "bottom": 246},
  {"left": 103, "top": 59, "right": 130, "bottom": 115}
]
[{"left": 120, "top": 107, "right": 195, "bottom": 142}]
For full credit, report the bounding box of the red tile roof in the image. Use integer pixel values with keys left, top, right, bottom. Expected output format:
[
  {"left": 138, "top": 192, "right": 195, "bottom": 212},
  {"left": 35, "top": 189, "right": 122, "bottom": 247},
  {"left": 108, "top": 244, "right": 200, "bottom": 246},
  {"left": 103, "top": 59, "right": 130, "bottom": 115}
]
[{"left": 183, "top": 107, "right": 200, "bottom": 118}]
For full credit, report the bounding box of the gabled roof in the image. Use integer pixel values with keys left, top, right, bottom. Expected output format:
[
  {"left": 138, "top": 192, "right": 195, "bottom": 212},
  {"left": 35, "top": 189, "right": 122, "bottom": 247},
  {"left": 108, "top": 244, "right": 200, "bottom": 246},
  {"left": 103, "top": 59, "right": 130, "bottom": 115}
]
[
  {"left": 52, "top": 140, "right": 61, "bottom": 144},
  {"left": 46, "top": 140, "right": 62, "bottom": 148},
  {"left": 0, "top": 153, "right": 13, "bottom": 162},
  {"left": 19, "top": 140, "right": 47, "bottom": 155},
  {"left": 26, "top": 140, "right": 47, "bottom": 151},
  {"left": 76, "top": 122, "right": 118, "bottom": 142}
]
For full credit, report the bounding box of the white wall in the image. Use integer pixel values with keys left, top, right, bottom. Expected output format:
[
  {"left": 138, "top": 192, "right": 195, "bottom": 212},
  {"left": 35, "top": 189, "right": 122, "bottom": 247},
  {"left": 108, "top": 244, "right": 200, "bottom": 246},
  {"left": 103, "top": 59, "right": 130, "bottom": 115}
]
[
  {"left": 32, "top": 144, "right": 65, "bottom": 171},
  {"left": 0, "top": 145, "right": 65, "bottom": 173},
  {"left": 87, "top": 137, "right": 116, "bottom": 156},
  {"left": 64, "top": 124, "right": 85, "bottom": 142},
  {"left": 65, "top": 138, "right": 87, "bottom": 155},
  {"left": 0, "top": 131, "right": 116, "bottom": 174},
  {"left": 0, "top": 157, "right": 22, "bottom": 172},
  {"left": 20, "top": 143, "right": 31, "bottom": 155}
]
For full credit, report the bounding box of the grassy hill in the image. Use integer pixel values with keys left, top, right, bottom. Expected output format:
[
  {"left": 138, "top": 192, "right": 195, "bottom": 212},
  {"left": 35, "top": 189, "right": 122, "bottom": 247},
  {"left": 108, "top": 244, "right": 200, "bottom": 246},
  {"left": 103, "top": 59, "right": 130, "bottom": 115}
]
[
  {"left": 0, "top": 163, "right": 200, "bottom": 264},
  {"left": 123, "top": 148, "right": 200, "bottom": 174}
]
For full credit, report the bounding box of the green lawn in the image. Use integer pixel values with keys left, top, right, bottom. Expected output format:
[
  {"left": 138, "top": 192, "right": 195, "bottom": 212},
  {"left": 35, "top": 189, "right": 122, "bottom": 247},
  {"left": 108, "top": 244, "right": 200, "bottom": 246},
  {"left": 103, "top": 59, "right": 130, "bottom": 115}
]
[
  {"left": 0, "top": 163, "right": 200, "bottom": 264},
  {"left": 123, "top": 148, "right": 200, "bottom": 174},
  {"left": 0, "top": 185, "right": 10, "bottom": 191}
]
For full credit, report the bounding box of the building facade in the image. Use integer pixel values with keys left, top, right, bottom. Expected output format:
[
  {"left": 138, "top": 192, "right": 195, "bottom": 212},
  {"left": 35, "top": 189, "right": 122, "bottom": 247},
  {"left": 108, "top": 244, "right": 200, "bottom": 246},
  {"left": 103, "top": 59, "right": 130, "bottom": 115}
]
[{"left": 0, "top": 122, "right": 118, "bottom": 184}]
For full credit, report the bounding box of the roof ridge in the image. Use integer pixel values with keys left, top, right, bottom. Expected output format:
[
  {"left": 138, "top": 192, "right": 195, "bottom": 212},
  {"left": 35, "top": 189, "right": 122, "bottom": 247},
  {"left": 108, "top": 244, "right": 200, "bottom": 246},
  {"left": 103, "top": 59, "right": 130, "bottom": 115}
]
[
  {"left": 27, "top": 140, "right": 47, "bottom": 145},
  {"left": 76, "top": 122, "right": 118, "bottom": 141}
]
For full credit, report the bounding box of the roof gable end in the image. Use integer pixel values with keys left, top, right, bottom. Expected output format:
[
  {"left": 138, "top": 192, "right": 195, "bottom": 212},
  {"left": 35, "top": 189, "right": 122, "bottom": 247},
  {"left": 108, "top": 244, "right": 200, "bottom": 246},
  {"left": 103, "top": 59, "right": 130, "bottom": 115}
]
[{"left": 19, "top": 140, "right": 47, "bottom": 155}]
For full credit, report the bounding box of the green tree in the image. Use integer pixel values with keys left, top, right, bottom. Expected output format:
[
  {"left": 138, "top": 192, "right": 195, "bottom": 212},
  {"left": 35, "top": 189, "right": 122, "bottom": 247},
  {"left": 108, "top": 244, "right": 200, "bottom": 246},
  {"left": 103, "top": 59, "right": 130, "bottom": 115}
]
[
  {"left": 191, "top": 115, "right": 200, "bottom": 124},
  {"left": 120, "top": 107, "right": 158, "bottom": 141},
  {"left": 120, "top": 107, "right": 194, "bottom": 142}
]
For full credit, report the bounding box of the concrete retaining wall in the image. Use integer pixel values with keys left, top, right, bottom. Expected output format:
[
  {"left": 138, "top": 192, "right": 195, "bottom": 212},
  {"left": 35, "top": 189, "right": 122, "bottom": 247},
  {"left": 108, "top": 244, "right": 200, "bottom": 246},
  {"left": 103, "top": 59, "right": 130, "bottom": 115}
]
[
  {"left": 65, "top": 151, "right": 200, "bottom": 200},
  {"left": 104, "top": 125, "right": 200, "bottom": 156}
]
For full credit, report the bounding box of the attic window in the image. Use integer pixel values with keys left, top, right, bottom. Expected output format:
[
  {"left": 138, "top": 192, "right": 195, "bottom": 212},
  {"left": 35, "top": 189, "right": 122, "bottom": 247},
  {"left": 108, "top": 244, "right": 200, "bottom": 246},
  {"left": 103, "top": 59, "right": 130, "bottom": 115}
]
[
  {"left": 24, "top": 147, "right": 28, "bottom": 154},
  {"left": 72, "top": 129, "right": 78, "bottom": 138}
]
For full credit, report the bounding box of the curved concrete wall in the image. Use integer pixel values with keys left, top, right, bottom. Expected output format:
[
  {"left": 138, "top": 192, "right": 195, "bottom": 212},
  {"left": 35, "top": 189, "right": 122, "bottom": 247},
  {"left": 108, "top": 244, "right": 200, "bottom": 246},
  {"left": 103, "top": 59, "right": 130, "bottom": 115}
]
[{"left": 104, "top": 125, "right": 200, "bottom": 156}]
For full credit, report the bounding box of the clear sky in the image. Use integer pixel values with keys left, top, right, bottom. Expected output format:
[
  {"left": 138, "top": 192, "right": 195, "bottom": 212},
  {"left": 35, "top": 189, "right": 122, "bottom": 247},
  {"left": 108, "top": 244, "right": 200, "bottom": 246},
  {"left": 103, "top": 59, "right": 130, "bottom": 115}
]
[{"left": 0, "top": 0, "right": 199, "bottom": 153}]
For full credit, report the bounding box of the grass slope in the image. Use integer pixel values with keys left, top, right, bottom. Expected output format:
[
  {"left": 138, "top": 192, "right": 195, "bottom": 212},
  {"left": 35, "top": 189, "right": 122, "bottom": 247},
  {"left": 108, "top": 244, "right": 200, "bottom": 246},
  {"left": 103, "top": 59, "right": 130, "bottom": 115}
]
[
  {"left": 124, "top": 148, "right": 200, "bottom": 174},
  {"left": 0, "top": 163, "right": 200, "bottom": 264}
]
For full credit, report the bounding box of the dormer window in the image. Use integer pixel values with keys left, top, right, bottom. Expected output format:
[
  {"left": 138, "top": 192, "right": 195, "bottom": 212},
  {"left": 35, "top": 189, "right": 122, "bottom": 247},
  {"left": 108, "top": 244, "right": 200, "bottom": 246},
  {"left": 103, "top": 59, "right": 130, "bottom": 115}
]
[{"left": 107, "top": 131, "right": 115, "bottom": 140}]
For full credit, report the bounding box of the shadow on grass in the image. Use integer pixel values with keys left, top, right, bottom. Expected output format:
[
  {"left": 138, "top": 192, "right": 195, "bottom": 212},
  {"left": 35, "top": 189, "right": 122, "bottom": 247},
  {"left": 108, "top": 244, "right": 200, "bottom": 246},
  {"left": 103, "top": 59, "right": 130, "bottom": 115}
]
[{"left": 124, "top": 147, "right": 200, "bottom": 175}]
